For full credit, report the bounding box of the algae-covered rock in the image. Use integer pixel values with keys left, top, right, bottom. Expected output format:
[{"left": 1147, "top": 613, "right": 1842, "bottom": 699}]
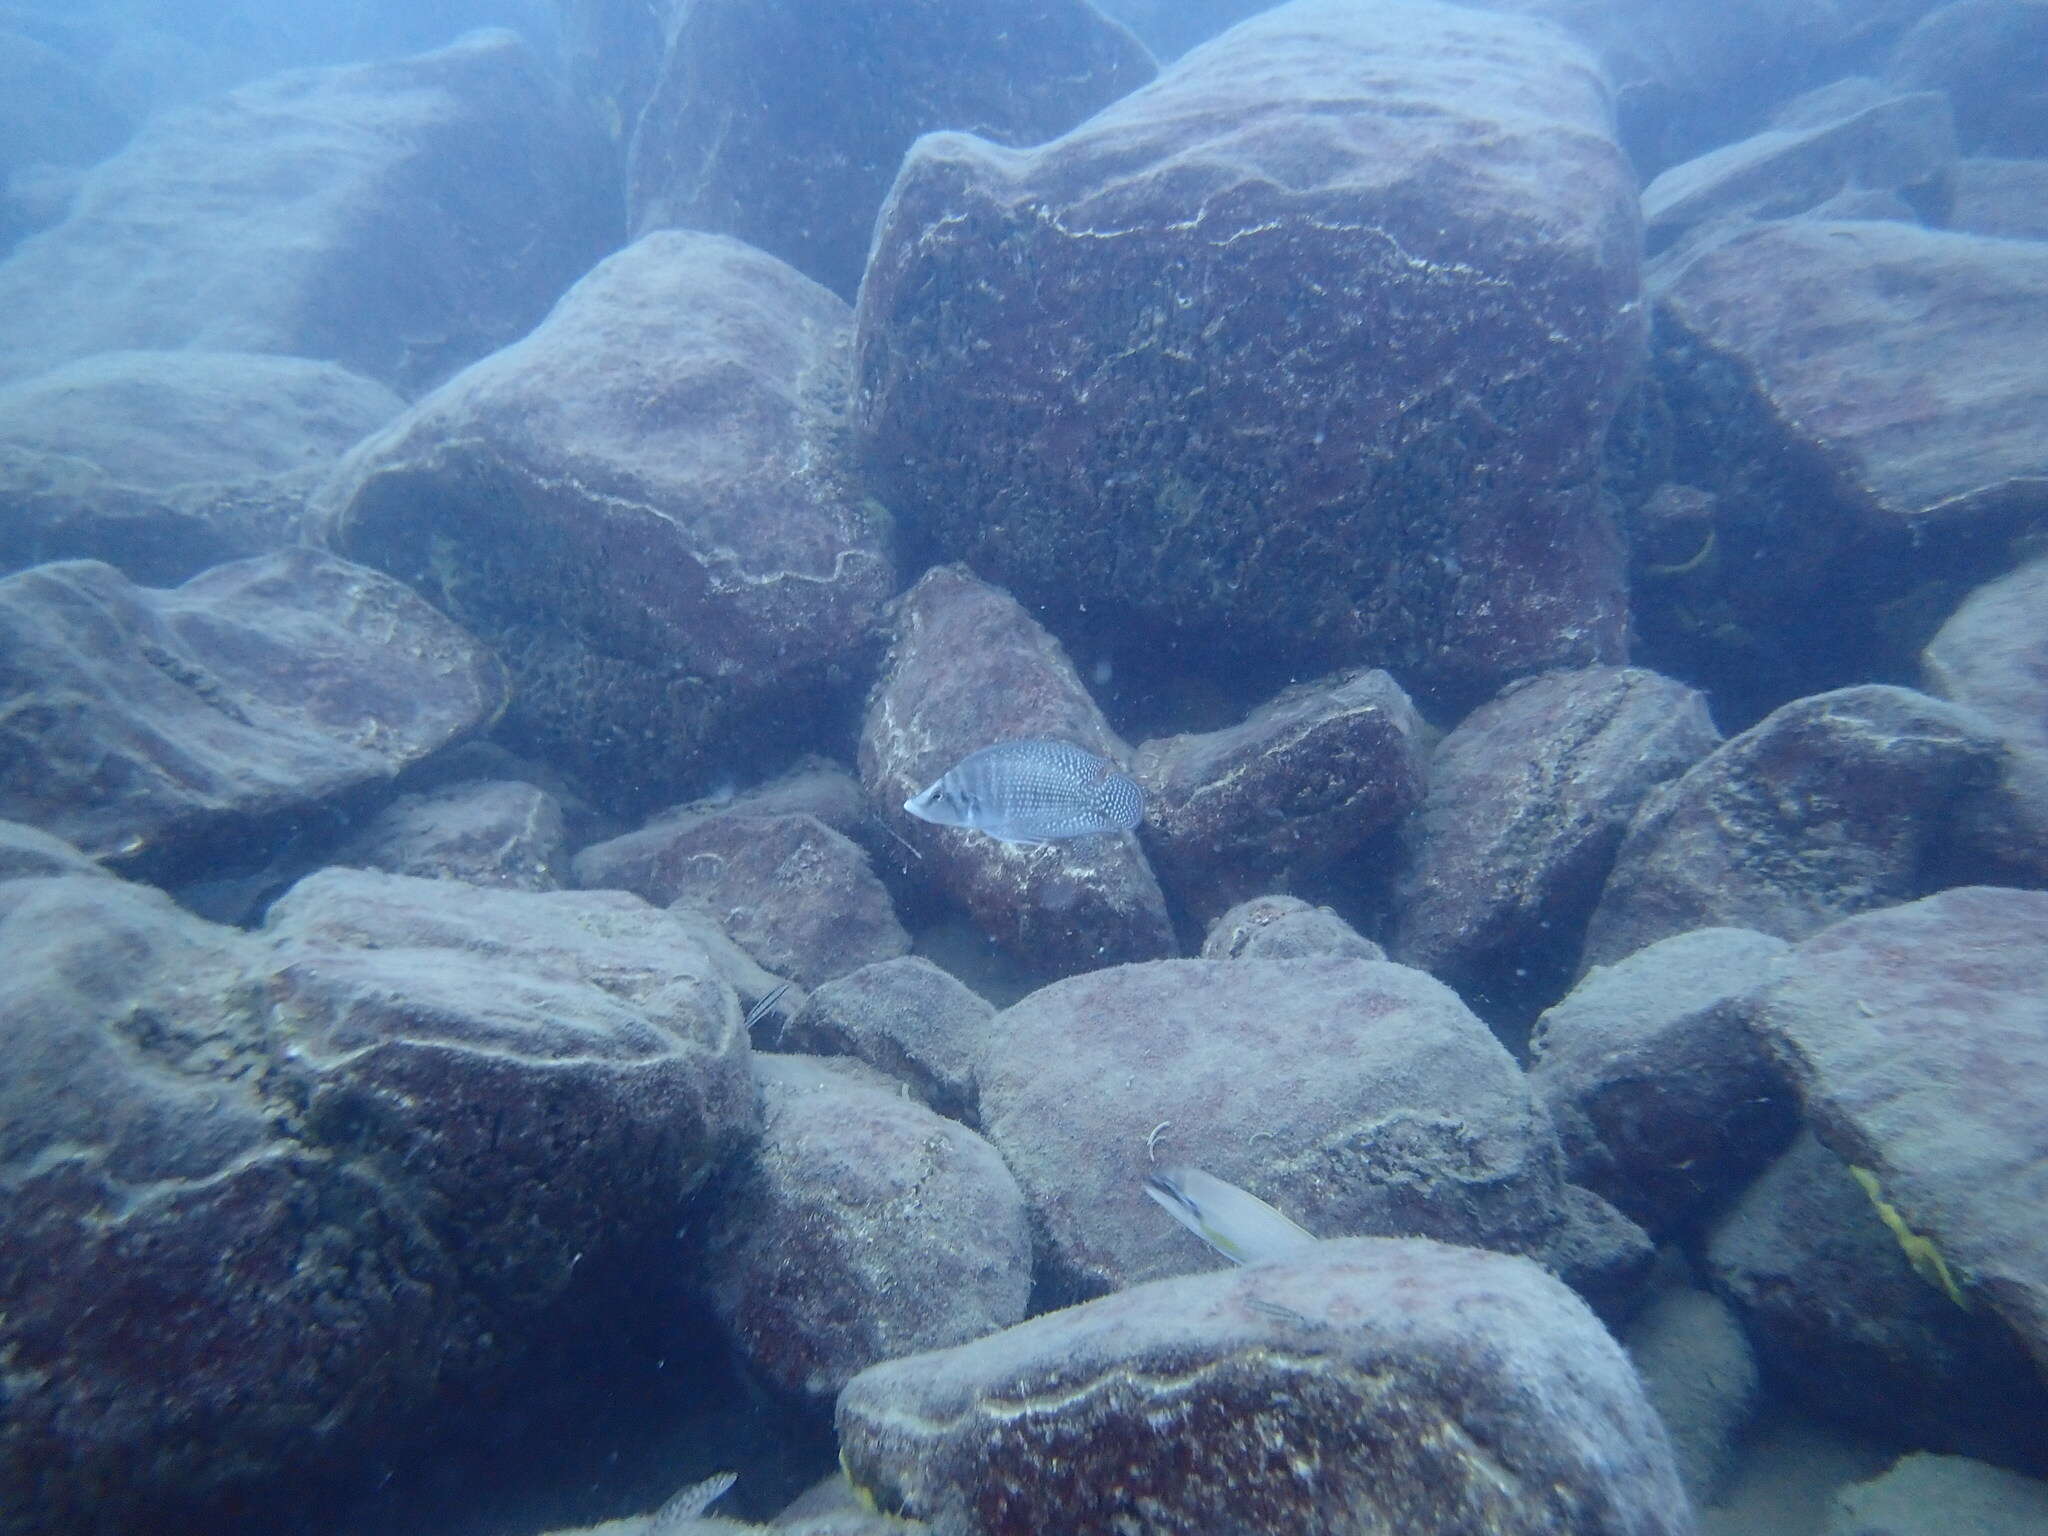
[
  {"left": 626, "top": 0, "right": 1151, "bottom": 299},
  {"left": 316, "top": 230, "right": 892, "bottom": 814},
  {"left": 1134, "top": 668, "right": 1426, "bottom": 925},
  {"left": 0, "top": 30, "right": 615, "bottom": 394},
  {"left": 978, "top": 956, "right": 1565, "bottom": 1299},
  {"left": 1750, "top": 886, "right": 2048, "bottom": 1374},
  {"left": 0, "top": 548, "right": 506, "bottom": 883},
  {"left": 856, "top": 0, "right": 1640, "bottom": 711},
  {"left": 837, "top": 1237, "right": 1694, "bottom": 1535},
  {"left": 698, "top": 1055, "right": 1030, "bottom": 1401},
  {"left": 1580, "top": 686, "right": 2004, "bottom": 968},
  {"left": 1530, "top": 927, "right": 1796, "bottom": 1237},
  {"left": 858, "top": 565, "right": 1174, "bottom": 980},
  {"left": 1391, "top": 666, "right": 1720, "bottom": 1017}
]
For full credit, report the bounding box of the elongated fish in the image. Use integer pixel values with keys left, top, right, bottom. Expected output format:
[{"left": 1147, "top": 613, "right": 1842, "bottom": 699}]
[
  {"left": 648, "top": 1470, "right": 736, "bottom": 1531},
  {"left": 903, "top": 738, "right": 1144, "bottom": 845},
  {"left": 1145, "top": 1166, "right": 1319, "bottom": 1265}
]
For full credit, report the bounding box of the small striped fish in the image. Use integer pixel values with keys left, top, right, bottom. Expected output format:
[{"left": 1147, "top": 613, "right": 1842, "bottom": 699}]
[
  {"left": 1145, "top": 1166, "right": 1319, "bottom": 1266},
  {"left": 903, "top": 738, "right": 1144, "bottom": 845}
]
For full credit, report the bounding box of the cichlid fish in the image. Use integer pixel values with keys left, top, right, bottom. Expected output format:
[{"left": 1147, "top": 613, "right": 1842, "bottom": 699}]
[
  {"left": 648, "top": 1470, "right": 737, "bottom": 1532},
  {"left": 1145, "top": 1166, "right": 1319, "bottom": 1266},
  {"left": 903, "top": 738, "right": 1144, "bottom": 845}
]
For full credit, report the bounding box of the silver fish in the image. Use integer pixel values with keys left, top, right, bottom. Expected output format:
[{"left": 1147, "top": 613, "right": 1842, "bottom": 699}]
[
  {"left": 648, "top": 1470, "right": 736, "bottom": 1531},
  {"left": 903, "top": 738, "right": 1143, "bottom": 845},
  {"left": 1145, "top": 1166, "right": 1319, "bottom": 1266}
]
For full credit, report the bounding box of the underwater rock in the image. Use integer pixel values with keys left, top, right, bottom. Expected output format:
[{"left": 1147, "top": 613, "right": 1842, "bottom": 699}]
[
  {"left": 856, "top": 0, "right": 1640, "bottom": 714},
  {"left": 1948, "top": 156, "right": 2048, "bottom": 237},
  {"left": 1888, "top": 0, "right": 2048, "bottom": 156},
  {"left": 0, "top": 547, "right": 506, "bottom": 885},
  {"left": 574, "top": 756, "right": 888, "bottom": 896},
  {"left": 627, "top": 0, "right": 1151, "bottom": 300},
  {"left": 1642, "top": 83, "right": 1955, "bottom": 256},
  {"left": 0, "top": 818, "right": 111, "bottom": 881},
  {"left": 1826, "top": 1453, "right": 2048, "bottom": 1535},
  {"left": 256, "top": 870, "right": 760, "bottom": 1308},
  {"left": 316, "top": 230, "right": 892, "bottom": 817},
  {"left": 977, "top": 955, "right": 1565, "bottom": 1300},
  {"left": 699, "top": 1054, "right": 1031, "bottom": 1402},
  {"left": 777, "top": 956, "right": 995, "bottom": 1125},
  {"left": 0, "top": 28, "right": 130, "bottom": 250},
  {"left": 859, "top": 565, "right": 1174, "bottom": 979},
  {"left": 0, "top": 30, "right": 616, "bottom": 395},
  {"left": 1199, "top": 893, "right": 1386, "bottom": 961},
  {"left": 1704, "top": 1130, "right": 2048, "bottom": 1470},
  {"left": 1580, "top": 685, "right": 2005, "bottom": 968},
  {"left": 1623, "top": 218, "right": 2048, "bottom": 717},
  {"left": 1653, "top": 219, "right": 2048, "bottom": 526},
  {"left": 555, "top": 0, "right": 681, "bottom": 154},
  {"left": 335, "top": 778, "right": 569, "bottom": 891},
  {"left": 1466, "top": 0, "right": 1939, "bottom": 175},
  {"left": 1751, "top": 886, "right": 2048, "bottom": 1378},
  {"left": 1922, "top": 554, "right": 2048, "bottom": 756},
  {"left": 836, "top": 1236, "right": 1694, "bottom": 1536},
  {"left": 1537, "top": 1183, "right": 1659, "bottom": 1328},
  {"left": 0, "top": 871, "right": 442, "bottom": 1536},
  {"left": 1622, "top": 1282, "right": 1760, "bottom": 1508},
  {"left": 0, "top": 350, "right": 404, "bottom": 584},
  {"left": 1529, "top": 927, "right": 1797, "bottom": 1239},
  {"left": 1133, "top": 667, "right": 1426, "bottom": 926},
  {"left": 603, "top": 811, "right": 910, "bottom": 989},
  {"left": 1389, "top": 666, "right": 1721, "bottom": 1017},
  {"left": 0, "top": 864, "right": 756, "bottom": 1533}
]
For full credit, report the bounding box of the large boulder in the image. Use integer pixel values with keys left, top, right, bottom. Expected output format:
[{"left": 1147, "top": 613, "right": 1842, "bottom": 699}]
[
  {"left": 0, "top": 865, "right": 756, "bottom": 1534},
  {"left": 1389, "top": 666, "right": 1720, "bottom": 1021},
  {"left": 0, "top": 30, "right": 616, "bottom": 395},
  {"left": 1473, "top": 0, "right": 1942, "bottom": 175},
  {"left": 1887, "top": 0, "right": 2048, "bottom": 156},
  {"left": 626, "top": 0, "right": 1152, "bottom": 300},
  {"left": 1133, "top": 668, "right": 1426, "bottom": 926},
  {"left": 1704, "top": 1130, "right": 2048, "bottom": 1469},
  {"left": 859, "top": 565, "right": 1174, "bottom": 980},
  {"left": 0, "top": 350, "right": 405, "bottom": 584},
  {"left": 977, "top": 956, "right": 1566, "bottom": 1299},
  {"left": 0, "top": 548, "right": 506, "bottom": 884},
  {"left": 0, "top": 27, "right": 131, "bottom": 251},
  {"left": 1641, "top": 82, "right": 1956, "bottom": 257},
  {"left": 1749, "top": 886, "right": 2048, "bottom": 1374},
  {"left": 1580, "top": 686, "right": 2006, "bottom": 968},
  {"left": 572, "top": 755, "right": 888, "bottom": 895},
  {"left": 775, "top": 956, "right": 996, "bottom": 1124},
  {"left": 1529, "top": 927, "right": 1797, "bottom": 1238},
  {"left": 855, "top": 0, "right": 1642, "bottom": 713},
  {"left": 1621, "top": 219, "right": 2048, "bottom": 720},
  {"left": 1826, "top": 1454, "right": 2048, "bottom": 1535},
  {"left": 1947, "top": 157, "right": 2048, "bottom": 238},
  {"left": 334, "top": 778, "right": 570, "bottom": 891},
  {"left": 1653, "top": 220, "right": 2048, "bottom": 527},
  {"left": 697, "top": 1054, "right": 1030, "bottom": 1401},
  {"left": 596, "top": 811, "right": 911, "bottom": 989},
  {"left": 316, "top": 230, "right": 893, "bottom": 815},
  {"left": 837, "top": 1237, "right": 1694, "bottom": 1535},
  {"left": 1921, "top": 555, "right": 2048, "bottom": 755}
]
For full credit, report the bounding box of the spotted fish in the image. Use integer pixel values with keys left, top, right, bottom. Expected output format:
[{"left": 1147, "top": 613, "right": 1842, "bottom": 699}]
[{"left": 903, "top": 738, "right": 1144, "bottom": 845}]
